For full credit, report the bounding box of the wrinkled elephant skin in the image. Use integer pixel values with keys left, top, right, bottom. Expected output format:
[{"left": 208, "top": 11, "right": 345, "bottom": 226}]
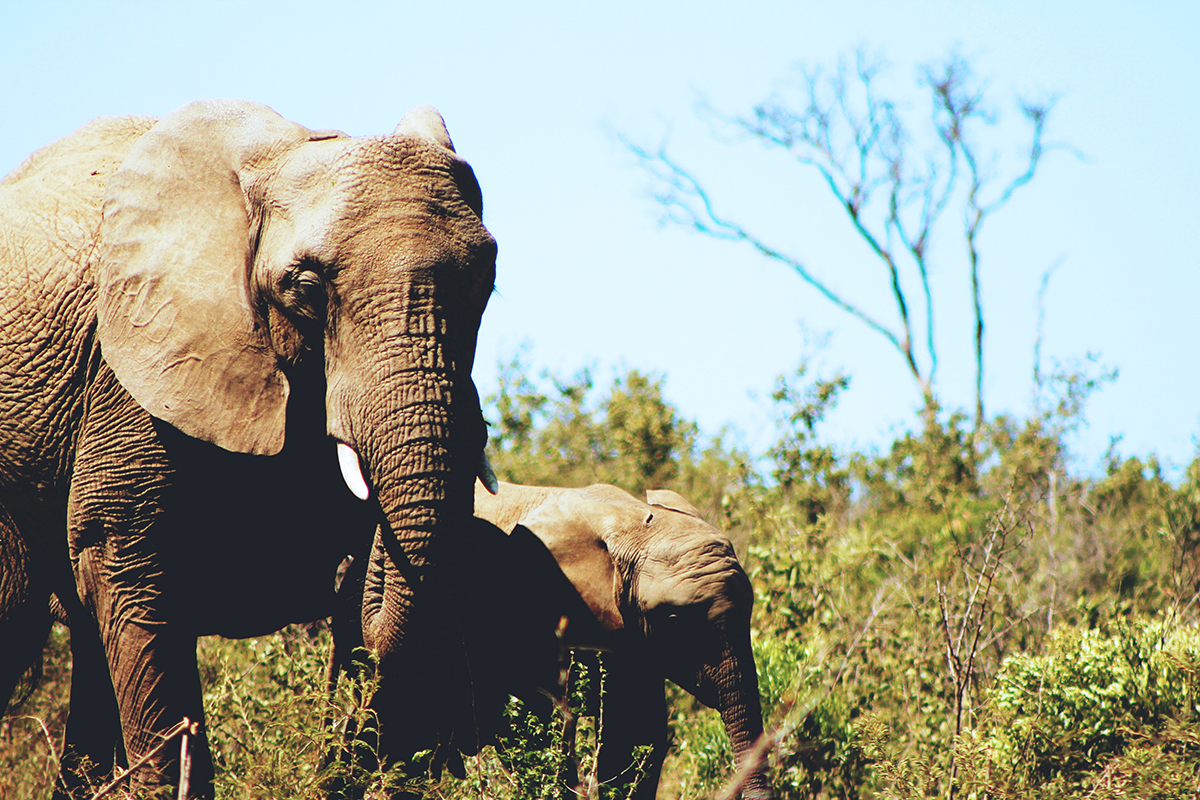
[{"left": 0, "top": 100, "right": 495, "bottom": 798}]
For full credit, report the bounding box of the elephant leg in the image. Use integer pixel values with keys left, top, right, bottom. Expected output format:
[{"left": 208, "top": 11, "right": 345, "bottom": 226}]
[
  {"left": 0, "top": 502, "right": 52, "bottom": 716},
  {"left": 79, "top": 547, "right": 213, "bottom": 799},
  {"left": 321, "top": 553, "right": 368, "bottom": 800},
  {"left": 0, "top": 502, "right": 121, "bottom": 799},
  {"left": 593, "top": 652, "right": 669, "bottom": 800},
  {"left": 51, "top": 592, "right": 122, "bottom": 799},
  {"left": 66, "top": 374, "right": 213, "bottom": 798}
]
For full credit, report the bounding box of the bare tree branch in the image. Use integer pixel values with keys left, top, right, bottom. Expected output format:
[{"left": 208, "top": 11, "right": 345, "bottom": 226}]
[
  {"left": 624, "top": 47, "right": 1059, "bottom": 428},
  {"left": 622, "top": 135, "right": 914, "bottom": 367}
]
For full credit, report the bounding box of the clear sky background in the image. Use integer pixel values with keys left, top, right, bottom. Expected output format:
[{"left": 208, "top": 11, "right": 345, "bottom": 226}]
[{"left": 3, "top": 1, "right": 1197, "bottom": 476}]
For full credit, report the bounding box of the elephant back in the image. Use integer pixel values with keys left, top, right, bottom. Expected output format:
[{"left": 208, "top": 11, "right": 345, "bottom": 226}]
[
  {"left": 0, "top": 116, "right": 157, "bottom": 492},
  {"left": 2, "top": 116, "right": 155, "bottom": 327},
  {"left": 1, "top": 116, "right": 155, "bottom": 252}
]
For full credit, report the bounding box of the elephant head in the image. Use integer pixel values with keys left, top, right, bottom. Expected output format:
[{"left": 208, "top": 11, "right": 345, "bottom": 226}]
[
  {"left": 633, "top": 492, "right": 771, "bottom": 800},
  {"left": 470, "top": 482, "right": 774, "bottom": 800},
  {"left": 94, "top": 98, "right": 496, "bottom": 730}
]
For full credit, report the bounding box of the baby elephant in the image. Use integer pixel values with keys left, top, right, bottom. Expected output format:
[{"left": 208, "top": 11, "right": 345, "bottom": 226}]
[
  {"left": 332, "top": 480, "right": 772, "bottom": 799},
  {"left": 459, "top": 480, "right": 773, "bottom": 800}
]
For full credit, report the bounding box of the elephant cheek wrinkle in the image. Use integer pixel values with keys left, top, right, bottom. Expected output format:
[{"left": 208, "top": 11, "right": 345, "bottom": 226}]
[{"left": 337, "top": 441, "right": 370, "bottom": 500}]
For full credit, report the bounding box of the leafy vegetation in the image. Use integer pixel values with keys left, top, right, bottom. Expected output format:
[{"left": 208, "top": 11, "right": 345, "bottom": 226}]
[
  {"left": 477, "top": 354, "right": 1200, "bottom": 799},
  {"left": 3, "top": 354, "right": 1198, "bottom": 799}
]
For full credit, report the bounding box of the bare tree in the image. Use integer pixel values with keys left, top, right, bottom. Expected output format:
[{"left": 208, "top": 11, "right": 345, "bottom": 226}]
[{"left": 626, "top": 49, "right": 1054, "bottom": 430}]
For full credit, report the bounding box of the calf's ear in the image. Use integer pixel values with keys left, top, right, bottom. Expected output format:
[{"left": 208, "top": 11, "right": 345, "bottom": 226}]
[
  {"left": 645, "top": 489, "right": 704, "bottom": 520},
  {"left": 519, "top": 496, "right": 624, "bottom": 632}
]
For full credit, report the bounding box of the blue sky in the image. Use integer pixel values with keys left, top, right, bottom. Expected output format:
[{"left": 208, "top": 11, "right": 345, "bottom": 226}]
[{"left": 3, "top": 1, "right": 1197, "bottom": 475}]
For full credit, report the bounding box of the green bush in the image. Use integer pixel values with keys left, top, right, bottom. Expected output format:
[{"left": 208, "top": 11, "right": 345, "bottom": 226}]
[
  {"left": 485, "top": 354, "right": 699, "bottom": 497},
  {"left": 200, "top": 628, "right": 336, "bottom": 799},
  {"left": 988, "top": 616, "right": 1200, "bottom": 797}
]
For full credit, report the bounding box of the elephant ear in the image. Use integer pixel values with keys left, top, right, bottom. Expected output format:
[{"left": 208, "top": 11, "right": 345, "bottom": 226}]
[
  {"left": 519, "top": 495, "right": 624, "bottom": 632},
  {"left": 394, "top": 105, "right": 456, "bottom": 152},
  {"left": 392, "top": 105, "right": 486, "bottom": 220},
  {"left": 646, "top": 489, "right": 704, "bottom": 520},
  {"left": 97, "top": 99, "right": 318, "bottom": 455}
]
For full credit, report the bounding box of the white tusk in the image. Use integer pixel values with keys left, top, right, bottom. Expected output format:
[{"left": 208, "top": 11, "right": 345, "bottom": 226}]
[
  {"left": 337, "top": 442, "right": 370, "bottom": 501},
  {"left": 478, "top": 450, "right": 499, "bottom": 494}
]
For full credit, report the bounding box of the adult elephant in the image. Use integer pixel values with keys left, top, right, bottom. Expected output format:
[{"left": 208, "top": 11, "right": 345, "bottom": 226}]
[
  {"left": 334, "top": 481, "right": 774, "bottom": 800},
  {"left": 0, "top": 99, "right": 496, "bottom": 798}
]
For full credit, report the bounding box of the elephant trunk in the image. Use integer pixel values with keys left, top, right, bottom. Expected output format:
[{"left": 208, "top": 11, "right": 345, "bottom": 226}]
[
  {"left": 342, "top": 330, "right": 483, "bottom": 761},
  {"left": 357, "top": 387, "right": 478, "bottom": 658},
  {"left": 710, "top": 634, "right": 775, "bottom": 800},
  {"left": 360, "top": 468, "right": 474, "bottom": 762}
]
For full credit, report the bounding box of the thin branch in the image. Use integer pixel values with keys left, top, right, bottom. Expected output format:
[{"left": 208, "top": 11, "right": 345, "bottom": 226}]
[
  {"left": 12, "top": 715, "right": 60, "bottom": 776},
  {"left": 1032, "top": 256, "right": 1063, "bottom": 409},
  {"left": 90, "top": 718, "right": 198, "bottom": 800},
  {"left": 937, "top": 495, "right": 1030, "bottom": 800},
  {"left": 624, "top": 137, "right": 914, "bottom": 367},
  {"left": 741, "top": 56, "right": 929, "bottom": 394}
]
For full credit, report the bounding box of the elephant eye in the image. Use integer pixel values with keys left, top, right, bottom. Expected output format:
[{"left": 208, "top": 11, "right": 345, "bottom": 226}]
[
  {"left": 293, "top": 256, "right": 327, "bottom": 285},
  {"left": 277, "top": 261, "right": 328, "bottom": 322},
  {"left": 295, "top": 271, "right": 322, "bottom": 294}
]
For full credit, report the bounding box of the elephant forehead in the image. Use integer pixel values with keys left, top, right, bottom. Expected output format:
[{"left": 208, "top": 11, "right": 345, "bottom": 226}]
[
  {"left": 637, "top": 535, "right": 751, "bottom": 611},
  {"left": 276, "top": 134, "right": 442, "bottom": 181},
  {"left": 342, "top": 136, "right": 481, "bottom": 214},
  {"left": 261, "top": 138, "right": 496, "bottom": 294},
  {"left": 275, "top": 138, "right": 476, "bottom": 222}
]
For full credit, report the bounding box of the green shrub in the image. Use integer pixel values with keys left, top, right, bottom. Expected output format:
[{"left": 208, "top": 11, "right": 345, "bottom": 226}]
[
  {"left": 988, "top": 616, "right": 1200, "bottom": 797},
  {"left": 6, "top": 353, "right": 1199, "bottom": 800},
  {"left": 485, "top": 354, "right": 700, "bottom": 497},
  {"left": 200, "top": 626, "right": 343, "bottom": 799}
]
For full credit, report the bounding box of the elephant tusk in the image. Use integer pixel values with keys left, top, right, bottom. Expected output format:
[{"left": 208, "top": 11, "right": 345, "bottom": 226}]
[
  {"left": 337, "top": 442, "right": 371, "bottom": 501},
  {"left": 478, "top": 450, "right": 499, "bottom": 494}
]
